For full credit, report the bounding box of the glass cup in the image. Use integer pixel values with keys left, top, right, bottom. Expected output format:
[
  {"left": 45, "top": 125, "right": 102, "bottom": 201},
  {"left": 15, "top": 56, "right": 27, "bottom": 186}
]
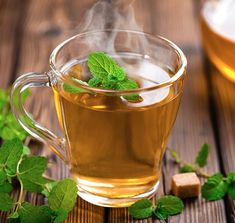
[{"left": 11, "top": 30, "right": 187, "bottom": 207}]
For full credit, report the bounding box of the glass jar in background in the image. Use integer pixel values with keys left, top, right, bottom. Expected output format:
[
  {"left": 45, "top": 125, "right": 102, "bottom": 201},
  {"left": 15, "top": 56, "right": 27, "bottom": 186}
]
[{"left": 200, "top": 0, "right": 235, "bottom": 82}]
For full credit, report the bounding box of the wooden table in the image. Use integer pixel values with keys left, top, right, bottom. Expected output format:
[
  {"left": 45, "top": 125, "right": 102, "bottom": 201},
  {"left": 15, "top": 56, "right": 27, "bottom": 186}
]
[{"left": 0, "top": 0, "right": 235, "bottom": 222}]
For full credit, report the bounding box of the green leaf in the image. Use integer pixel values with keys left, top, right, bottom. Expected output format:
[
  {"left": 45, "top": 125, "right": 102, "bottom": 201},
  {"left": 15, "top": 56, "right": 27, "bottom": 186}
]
[
  {"left": 0, "top": 89, "right": 8, "bottom": 110},
  {"left": 117, "top": 79, "right": 140, "bottom": 101},
  {"left": 88, "top": 52, "right": 125, "bottom": 80},
  {"left": 0, "top": 193, "right": 14, "bottom": 211},
  {"left": 201, "top": 173, "right": 228, "bottom": 200},
  {"left": 117, "top": 79, "right": 138, "bottom": 90},
  {"left": 48, "top": 178, "right": 78, "bottom": 212},
  {"left": 22, "top": 146, "right": 31, "bottom": 156},
  {"left": 169, "top": 149, "right": 181, "bottom": 164},
  {"left": 12, "top": 88, "right": 30, "bottom": 107},
  {"left": 63, "top": 83, "right": 86, "bottom": 94},
  {"left": 0, "top": 181, "right": 13, "bottom": 193},
  {"left": 0, "top": 170, "right": 7, "bottom": 184},
  {"left": 53, "top": 209, "right": 69, "bottom": 223},
  {"left": 227, "top": 172, "right": 235, "bottom": 199},
  {"left": 8, "top": 212, "right": 19, "bottom": 219},
  {"left": 18, "top": 203, "right": 52, "bottom": 223},
  {"left": 195, "top": 143, "right": 209, "bottom": 167},
  {"left": 19, "top": 156, "right": 48, "bottom": 193},
  {"left": 88, "top": 77, "right": 102, "bottom": 87},
  {"left": 154, "top": 207, "right": 168, "bottom": 220},
  {"left": 154, "top": 195, "right": 184, "bottom": 218},
  {"left": 128, "top": 199, "right": 153, "bottom": 219},
  {"left": 41, "top": 181, "right": 58, "bottom": 197},
  {"left": 180, "top": 164, "right": 195, "bottom": 173},
  {"left": 0, "top": 138, "right": 23, "bottom": 174}
]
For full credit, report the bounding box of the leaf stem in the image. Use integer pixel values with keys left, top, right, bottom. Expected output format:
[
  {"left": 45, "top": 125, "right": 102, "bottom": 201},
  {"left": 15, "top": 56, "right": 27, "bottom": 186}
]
[{"left": 15, "top": 156, "right": 24, "bottom": 212}]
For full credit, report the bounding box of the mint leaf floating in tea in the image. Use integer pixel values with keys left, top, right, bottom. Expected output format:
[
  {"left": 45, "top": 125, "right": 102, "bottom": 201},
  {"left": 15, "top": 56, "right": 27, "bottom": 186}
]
[
  {"left": 63, "top": 78, "right": 88, "bottom": 94},
  {"left": 87, "top": 51, "right": 141, "bottom": 101},
  {"left": 201, "top": 173, "right": 228, "bottom": 201},
  {"left": 88, "top": 51, "right": 125, "bottom": 81},
  {"left": 195, "top": 143, "right": 209, "bottom": 167},
  {"left": 128, "top": 199, "right": 153, "bottom": 219}
]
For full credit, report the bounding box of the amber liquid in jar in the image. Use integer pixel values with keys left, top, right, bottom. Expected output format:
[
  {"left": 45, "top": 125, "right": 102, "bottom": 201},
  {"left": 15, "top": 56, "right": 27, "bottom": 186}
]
[{"left": 201, "top": 0, "right": 235, "bottom": 81}]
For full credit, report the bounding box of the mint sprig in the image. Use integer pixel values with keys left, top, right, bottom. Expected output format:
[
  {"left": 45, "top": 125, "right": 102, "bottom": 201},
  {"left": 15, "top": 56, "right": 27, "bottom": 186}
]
[
  {"left": 128, "top": 196, "right": 184, "bottom": 220},
  {"left": 0, "top": 138, "right": 78, "bottom": 223},
  {"left": 0, "top": 88, "right": 29, "bottom": 141},
  {"left": 63, "top": 51, "right": 141, "bottom": 102},
  {"left": 169, "top": 143, "right": 235, "bottom": 201},
  {"left": 169, "top": 143, "right": 210, "bottom": 177}
]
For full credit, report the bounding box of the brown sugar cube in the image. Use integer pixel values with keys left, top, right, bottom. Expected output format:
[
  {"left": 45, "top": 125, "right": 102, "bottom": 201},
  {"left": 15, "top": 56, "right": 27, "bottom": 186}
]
[{"left": 171, "top": 173, "right": 200, "bottom": 198}]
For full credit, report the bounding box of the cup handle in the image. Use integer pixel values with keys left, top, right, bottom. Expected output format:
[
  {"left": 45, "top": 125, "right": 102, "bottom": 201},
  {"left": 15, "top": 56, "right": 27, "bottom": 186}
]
[{"left": 10, "top": 72, "right": 67, "bottom": 161}]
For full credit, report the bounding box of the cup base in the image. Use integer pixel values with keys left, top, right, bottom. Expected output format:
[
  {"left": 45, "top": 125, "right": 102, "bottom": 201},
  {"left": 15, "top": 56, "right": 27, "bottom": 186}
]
[{"left": 77, "top": 180, "right": 159, "bottom": 207}]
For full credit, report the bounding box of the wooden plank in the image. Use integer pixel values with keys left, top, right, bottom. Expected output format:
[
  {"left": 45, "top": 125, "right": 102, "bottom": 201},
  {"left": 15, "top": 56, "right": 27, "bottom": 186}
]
[
  {"left": 0, "top": 0, "right": 27, "bottom": 88},
  {"left": 209, "top": 66, "right": 235, "bottom": 221},
  {"left": 150, "top": 0, "right": 226, "bottom": 222}
]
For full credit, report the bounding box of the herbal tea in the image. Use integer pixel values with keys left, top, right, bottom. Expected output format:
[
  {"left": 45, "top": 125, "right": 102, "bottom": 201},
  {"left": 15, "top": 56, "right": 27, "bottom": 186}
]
[
  {"left": 201, "top": 0, "right": 235, "bottom": 81},
  {"left": 53, "top": 54, "right": 182, "bottom": 205}
]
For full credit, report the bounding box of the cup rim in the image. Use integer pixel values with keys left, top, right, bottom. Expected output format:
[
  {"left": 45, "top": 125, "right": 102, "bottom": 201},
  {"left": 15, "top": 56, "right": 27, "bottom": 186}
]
[{"left": 49, "top": 29, "right": 187, "bottom": 94}]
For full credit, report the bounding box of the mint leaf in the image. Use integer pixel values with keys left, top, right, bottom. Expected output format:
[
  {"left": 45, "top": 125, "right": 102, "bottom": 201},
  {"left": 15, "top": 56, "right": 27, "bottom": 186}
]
[
  {"left": 22, "top": 146, "right": 30, "bottom": 156},
  {"left": 201, "top": 173, "right": 228, "bottom": 200},
  {"left": 88, "top": 77, "right": 102, "bottom": 87},
  {"left": 19, "top": 156, "right": 48, "bottom": 193},
  {"left": 18, "top": 203, "right": 52, "bottom": 223},
  {"left": 88, "top": 52, "right": 125, "bottom": 80},
  {"left": 0, "top": 193, "right": 14, "bottom": 211},
  {"left": 0, "top": 138, "right": 23, "bottom": 174},
  {"left": 154, "top": 207, "right": 168, "bottom": 220},
  {"left": 12, "top": 88, "right": 30, "bottom": 107},
  {"left": 169, "top": 149, "right": 181, "bottom": 164},
  {"left": 195, "top": 143, "right": 209, "bottom": 167},
  {"left": 0, "top": 170, "right": 7, "bottom": 184},
  {"left": 180, "top": 164, "right": 195, "bottom": 173},
  {"left": 0, "top": 181, "right": 13, "bottom": 193},
  {"left": 117, "top": 79, "right": 139, "bottom": 101},
  {"left": 53, "top": 209, "right": 69, "bottom": 223},
  {"left": 227, "top": 172, "right": 235, "bottom": 199},
  {"left": 8, "top": 212, "right": 19, "bottom": 219},
  {"left": 0, "top": 89, "right": 8, "bottom": 110},
  {"left": 154, "top": 195, "right": 184, "bottom": 219},
  {"left": 41, "top": 181, "right": 59, "bottom": 197},
  {"left": 128, "top": 199, "right": 153, "bottom": 219},
  {"left": 48, "top": 178, "right": 78, "bottom": 212},
  {"left": 63, "top": 83, "right": 86, "bottom": 94}
]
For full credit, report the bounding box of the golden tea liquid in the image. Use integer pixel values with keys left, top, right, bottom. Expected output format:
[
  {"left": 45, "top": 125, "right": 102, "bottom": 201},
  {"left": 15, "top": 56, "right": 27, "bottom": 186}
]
[
  {"left": 53, "top": 55, "right": 182, "bottom": 206},
  {"left": 201, "top": 0, "right": 235, "bottom": 81}
]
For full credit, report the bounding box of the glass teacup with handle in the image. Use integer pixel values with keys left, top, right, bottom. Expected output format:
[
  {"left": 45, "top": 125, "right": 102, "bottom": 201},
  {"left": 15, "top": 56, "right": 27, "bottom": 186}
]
[{"left": 11, "top": 30, "right": 187, "bottom": 207}]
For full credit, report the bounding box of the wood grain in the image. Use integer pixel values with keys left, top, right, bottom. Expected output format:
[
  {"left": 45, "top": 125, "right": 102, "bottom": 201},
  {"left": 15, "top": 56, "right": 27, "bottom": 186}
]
[{"left": 209, "top": 65, "right": 235, "bottom": 222}]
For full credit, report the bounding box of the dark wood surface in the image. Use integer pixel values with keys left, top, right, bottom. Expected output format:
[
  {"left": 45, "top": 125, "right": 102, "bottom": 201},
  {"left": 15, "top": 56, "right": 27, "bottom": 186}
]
[{"left": 0, "top": 0, "right": 234, "bottom": 222}]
